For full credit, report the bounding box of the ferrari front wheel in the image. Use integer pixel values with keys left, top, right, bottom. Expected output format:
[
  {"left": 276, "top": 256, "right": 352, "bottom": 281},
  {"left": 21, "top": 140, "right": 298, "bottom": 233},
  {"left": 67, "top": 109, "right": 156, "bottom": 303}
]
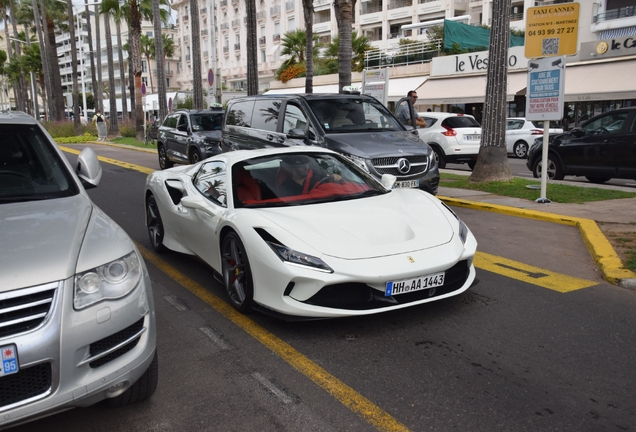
[
  {"left": 222, "top": 232, "right": 254, "bottom": 313},
  {"left": 146, "top": 194, "right": 166, "bottom": 253}
]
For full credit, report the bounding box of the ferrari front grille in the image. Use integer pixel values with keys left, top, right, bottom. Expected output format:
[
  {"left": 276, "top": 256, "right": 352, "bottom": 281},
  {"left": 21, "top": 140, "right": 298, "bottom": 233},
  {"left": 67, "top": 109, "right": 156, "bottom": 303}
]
[{"left": 304, "top": 260, "right": 469, "bottom": 310}]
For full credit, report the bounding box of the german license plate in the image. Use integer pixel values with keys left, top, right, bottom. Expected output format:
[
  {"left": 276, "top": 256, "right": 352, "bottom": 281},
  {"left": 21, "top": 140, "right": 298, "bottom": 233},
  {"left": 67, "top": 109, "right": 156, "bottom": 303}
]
[
  {"left": 385, "top": 272, "right": 445, "bottom": 296},
  {"left": 0, "top": 344, "right": 18, "bottom": 376},
  {"left": 465, "top": 134, "right": 481, "bottom": 141},
  {"left": 393, "top": 180, "right": 419, "bottom": 189}
]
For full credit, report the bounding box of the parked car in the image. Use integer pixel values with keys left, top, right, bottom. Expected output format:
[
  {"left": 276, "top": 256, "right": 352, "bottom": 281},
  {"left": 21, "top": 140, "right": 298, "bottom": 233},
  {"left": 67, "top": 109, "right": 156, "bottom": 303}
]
[
  {"left": 506, "top": 117, "right": 563, "bottom": 158},
  {"left": 0, "top": 112, "right": 157, "bottom": 427},
  {"left": 527, "top": 107, "right": 636, "bottom": 183},
  {"left": 145, "top": 147, "right": 477, "bottom": 319},
  {"left": 221, "top": 92, "right": 439, "bottom": 195},
  {"left": 414, "top": 112, "right": 481, "bottom": 169},
  {"left": 158, "top": 107, "right": 224, "bottom": 168}
]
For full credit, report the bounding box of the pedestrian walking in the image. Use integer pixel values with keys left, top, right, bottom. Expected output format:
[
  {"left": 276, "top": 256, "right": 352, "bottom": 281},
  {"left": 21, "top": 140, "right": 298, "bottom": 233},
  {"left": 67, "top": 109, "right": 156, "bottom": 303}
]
[{"left": 93, "top": 110, "right": 107, "bottom": 141}]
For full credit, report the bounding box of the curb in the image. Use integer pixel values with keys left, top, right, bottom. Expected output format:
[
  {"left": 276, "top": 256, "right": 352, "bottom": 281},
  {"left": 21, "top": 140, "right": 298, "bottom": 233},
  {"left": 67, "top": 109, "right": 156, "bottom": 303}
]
[
  {"left": 438, "top": 196, "right": 636, "bottom": 289},
  {"left": 85, "top": 140, "right": 157, "bottom": 154}
]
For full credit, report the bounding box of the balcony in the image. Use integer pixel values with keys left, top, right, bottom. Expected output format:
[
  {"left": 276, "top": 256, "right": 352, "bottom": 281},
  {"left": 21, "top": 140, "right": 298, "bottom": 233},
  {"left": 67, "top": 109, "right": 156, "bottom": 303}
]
[
  {"left": 273, "top": 33, "right": 280, "bottom": 42},
  {"left": 223, "top": 46, "right": 229, "bottom": 54},
  {"left": 221, "top": 23, "right": 229, "bottom": 30},
  {"left": 201, "top": 29, "right": 208, "bottom": 36},
  {"left": 510, "top": 12, "right": 523, "bottom": 22},
  {"left": 257, "top": 10, "right": 266, "bottom": 20},
  {"left": 314, "top": 13, "right": 330, "bottom": 24},
  {"left": 361, "top": 1, "right": 383, "bottom": 14},
  {"left": 259, "top": 36, "right": 266, "bottom": 45},
  {"left": 234, "top": 43, "right": 241, "bottom": 50},
  {"left": 286, "top": 1, "right": 294, "bottom": 11},
  {"left": 232, "top": 19, "right": 240, "bottom": 27},
  {"left": 220, "top": 0, "right": 227, "bottom": 7},
  {"left": 186, "top": 54, "right": 191, "bottom": 61},
  {"left": 231, "top": 0, "right": 239, "bottom": 4},
  {"left": 270, "top": 5, "right": 281, "bottom": 16},
  {"left": 388, "top": 0, "right": 411, "bottom": 9},
  {"left": 593, "top": 6, "right": 636, "bottom": 23},
  {"left": 203, "top": 50, "right": 209, "bottom": 57}
]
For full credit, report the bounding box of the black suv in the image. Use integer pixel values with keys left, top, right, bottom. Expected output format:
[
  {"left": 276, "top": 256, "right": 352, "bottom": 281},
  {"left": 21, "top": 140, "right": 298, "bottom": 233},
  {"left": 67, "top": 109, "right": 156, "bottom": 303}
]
[
  {"left": 221, "top": 93, "right": 439, "bottom": 194},
  {"left": 157, "top": 108, "right": 224, "bottom": 169},
  {"left": 527, "top": 107, "right": 636, "bottom": 183}
]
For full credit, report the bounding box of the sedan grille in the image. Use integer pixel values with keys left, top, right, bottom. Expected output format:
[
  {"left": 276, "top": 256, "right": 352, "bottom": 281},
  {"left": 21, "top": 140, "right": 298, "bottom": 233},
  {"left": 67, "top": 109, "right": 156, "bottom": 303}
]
[
  {"left": 0, "top": 283, "right": 57, "bottom": 339},
  {"left": 371, "top": 156, "right": 429, "bottom": 177},
  {"left": 0, "top": 363, "right": 52, "bottom": 408},
  {"left": 304, "top": 260, "right": 470, "bottom": 310}
]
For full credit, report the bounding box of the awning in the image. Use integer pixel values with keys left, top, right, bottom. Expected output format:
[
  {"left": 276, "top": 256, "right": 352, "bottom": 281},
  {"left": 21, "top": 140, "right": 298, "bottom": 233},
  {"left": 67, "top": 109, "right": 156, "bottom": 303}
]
[
  {"left": 415, "top": 72, "right": 526, "bottom": 104},
  {"left": 564, "top": 59, "right": 636, "bottom": 102},
  {"left": 268, "top": 45, "right": 280, "bottom": 56},
  {"left": 265, "top": 76, "right": 427, "bottom": 102}
]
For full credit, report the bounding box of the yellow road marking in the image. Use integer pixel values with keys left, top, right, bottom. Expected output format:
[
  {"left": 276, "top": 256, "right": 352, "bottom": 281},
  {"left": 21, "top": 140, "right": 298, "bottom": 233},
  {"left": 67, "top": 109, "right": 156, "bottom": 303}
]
[
  {"left": 59, "top": 145, "right": 155, "bottom": 175},
  {"left": 475, "top": 251, "right": 598, "bottom": 292},
  {"left": 137, "top": 243, "right": 410, "bottom": 432}
]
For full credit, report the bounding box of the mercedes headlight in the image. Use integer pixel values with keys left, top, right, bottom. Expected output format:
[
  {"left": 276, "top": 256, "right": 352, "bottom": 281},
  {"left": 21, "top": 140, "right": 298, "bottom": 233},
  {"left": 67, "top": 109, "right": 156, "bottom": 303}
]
[
  {"left": 341, "top": 153, "right": 369, "bottom": 173},
  {"left": 266, "top": 241, "right": 334, "bottom": 273},
  {"left": 74, "top": 251, "right": 142, "bottom": 309}
]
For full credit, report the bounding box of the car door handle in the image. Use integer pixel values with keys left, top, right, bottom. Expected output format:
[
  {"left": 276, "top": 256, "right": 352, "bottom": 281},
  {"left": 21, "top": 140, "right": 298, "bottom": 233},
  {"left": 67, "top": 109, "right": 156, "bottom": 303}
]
[{"left": 267, "top": 134, "right": 275, "bottom": 141}]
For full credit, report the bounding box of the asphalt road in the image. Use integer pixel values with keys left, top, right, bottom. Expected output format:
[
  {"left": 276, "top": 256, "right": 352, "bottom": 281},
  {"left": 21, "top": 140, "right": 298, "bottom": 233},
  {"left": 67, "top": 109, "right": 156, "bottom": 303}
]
[
  {"left": 447, "top": 157, "right": 636, "bottom": 189},
  {"left": 12, "top": 145, "right": 636, "bottom": 431}
]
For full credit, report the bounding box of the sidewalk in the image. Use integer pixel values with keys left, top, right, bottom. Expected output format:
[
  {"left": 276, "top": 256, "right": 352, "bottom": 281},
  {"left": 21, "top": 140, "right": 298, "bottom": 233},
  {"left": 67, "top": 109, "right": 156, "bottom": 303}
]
[{"left": 437, "top": 179, "right": 636, "bottom": 290}]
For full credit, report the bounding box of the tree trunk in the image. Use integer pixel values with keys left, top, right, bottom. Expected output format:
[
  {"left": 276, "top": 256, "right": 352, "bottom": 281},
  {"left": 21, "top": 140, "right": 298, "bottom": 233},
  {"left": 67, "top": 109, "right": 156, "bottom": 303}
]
[
  {"left": 2, "top": 13, "right": 17, "bottom": 111},
  {"left": 153, "top": 0, "right": 167, "bottom": 122},
  {"left": 129, "top": 4, "right": 144, "bottom": 141},
  {"left": 104, "top": 13, "right": 118, "bottom": 134},
  {"left": 303, "top": 0, "right": 314, "bottom": 93},
  {"left": 67, "top": 0, "right": 81, "bottom": 132},
  {"left": 25, "top": 25, "right": 40, "bottom": 118},
  {"left": 128, "top": 58, "right": 135, "bottom": 117},
  {"left": 44, "top": 2, "right": 65, "bottom": 120},
  {"left": 146, "top": 54, "right": 155, "bottom": 94},
  {"left": 94, "top": 4, "right": 103, "bottom": 112},
  {"left": 245, "top": 0, "right": 258, "bottom": 96},
  {"left": 189, "top": 0, "right": 204, "bottom": 108},
  {"left": 469, "top": 0, "right": 513, "bottom": 183},
  {"left": 334, "top": 0, "right": 354, "bottom": 92},
  {"left": 115, "top": 20, "right": 128, "bottom": 120},
  {"left": 10, "top": 0, "right": 27, "bottom": 112},
  {"left": 85, "top": 0, "right": 97, "bottom": 113},
  {"left": 32, "top": 0, "right": 48, "bottom": 119}
]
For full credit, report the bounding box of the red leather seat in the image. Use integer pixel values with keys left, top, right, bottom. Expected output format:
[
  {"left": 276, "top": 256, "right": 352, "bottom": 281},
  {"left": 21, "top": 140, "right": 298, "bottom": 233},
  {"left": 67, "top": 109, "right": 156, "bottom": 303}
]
[{"left": 234, "top": 167, "right": 262, "bottom": 202}]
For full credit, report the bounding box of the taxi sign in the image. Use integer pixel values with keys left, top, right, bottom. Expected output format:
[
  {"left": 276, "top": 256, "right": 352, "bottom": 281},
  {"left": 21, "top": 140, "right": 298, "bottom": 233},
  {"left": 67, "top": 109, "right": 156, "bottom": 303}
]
[{"left": 525, "top": 2, "right": 580, "bottom": 58}]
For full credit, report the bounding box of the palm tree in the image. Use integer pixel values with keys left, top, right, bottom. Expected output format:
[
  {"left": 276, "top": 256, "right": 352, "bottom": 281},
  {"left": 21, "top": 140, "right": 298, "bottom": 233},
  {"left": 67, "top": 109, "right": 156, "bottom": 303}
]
[
  {"left": 302, "top": 0, "right": 314, "bottom": 93},
  {"left": 153, "top": 31, "right": 172, "bottom": 122},
  {"left": 334, "top": 0, "right": 355, "bottom": 92},
  {"left": 42, "top": 0, "right": 66, "bottom": 120},
  {"left": 245, "top": 0, "right": 257, "bottom": 96},
  {"left": 15, "top": 4, "right": 39, "bottom": 117},
  {"left": 281, "top": 29, "right": 318, "bottom": 64},
  {"left": 31, "top": 0, "right": 49, "bottom": 119},
  {"left": 141, "top": 34, "right": 154, "bottom": 93},
  {"left": 326, "top": 32, "right": 372, "bottom": 72},
  {"left": 93, "top": 1, "right": 103, "bottom": 112},
  {"left": 65, "top": 0, "right": 81, "bottom": 132},
  {"left": 189, "top": 0, "right": 204, "bottom": 108},
  {"left": 102, "top": 6, "right": 118, "bottom": 134},
  {"left": 9, "top": 0, "right": 28, "bottom": 112},
  {"left": 114, "top": 8, "right": 128, "bottom": 120},
  {"left": 469, "top": 0, "right": 512, "bottom": 183},
  {"left": 85, "top": 0, "right": 98, "bottom": 115}
]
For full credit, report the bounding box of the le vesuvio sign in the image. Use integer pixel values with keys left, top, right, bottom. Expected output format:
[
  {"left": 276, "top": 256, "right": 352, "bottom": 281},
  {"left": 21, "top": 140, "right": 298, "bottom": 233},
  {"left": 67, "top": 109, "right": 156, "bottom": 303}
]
[
  {"left": 579, "top": 36, "right": 636, "bottom": 61},
  {"left": 430, "top": 46, "right": 530, "bottom": 77}
]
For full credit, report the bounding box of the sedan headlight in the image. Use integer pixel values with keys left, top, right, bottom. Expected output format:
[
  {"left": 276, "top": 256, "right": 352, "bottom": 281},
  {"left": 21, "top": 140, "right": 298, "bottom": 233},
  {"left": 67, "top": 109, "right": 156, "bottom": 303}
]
[
  {"left": 74, "top": 251, "right": 142, "bottom": 309},
  {"left": 266, "top": 241, "right": 334, "bottom": 273}
]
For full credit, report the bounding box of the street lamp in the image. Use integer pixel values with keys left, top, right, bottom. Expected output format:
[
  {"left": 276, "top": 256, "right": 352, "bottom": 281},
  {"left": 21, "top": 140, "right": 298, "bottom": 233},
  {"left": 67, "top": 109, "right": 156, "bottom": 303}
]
[{"left": 9, "top": 37, "right": 37, "bottom": 119}]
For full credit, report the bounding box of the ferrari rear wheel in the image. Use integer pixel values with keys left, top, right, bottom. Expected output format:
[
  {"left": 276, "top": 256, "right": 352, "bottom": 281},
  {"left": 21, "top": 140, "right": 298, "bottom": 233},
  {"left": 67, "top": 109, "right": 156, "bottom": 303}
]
[
  {"left": 222, "top": 232, "right": 254, "bottom": 313},
  {"left": 146, "top": 194, "right": 166, "bottom": 253}
]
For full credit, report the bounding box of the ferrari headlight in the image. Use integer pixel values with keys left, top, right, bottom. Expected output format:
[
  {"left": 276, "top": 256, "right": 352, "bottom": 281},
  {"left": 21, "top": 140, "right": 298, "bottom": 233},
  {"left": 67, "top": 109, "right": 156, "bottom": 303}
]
[
  {"left": 74, "top": 251, "right": 142, "bottom": 309},
  {"left": 459, "top": 220, "right": 468, "bottom": 244},
  {"left": 266, "top": 241, "right": 334, "bottom": 273},
  {"left": 341, "top": 153, "right": 369, "bottom": 173}
]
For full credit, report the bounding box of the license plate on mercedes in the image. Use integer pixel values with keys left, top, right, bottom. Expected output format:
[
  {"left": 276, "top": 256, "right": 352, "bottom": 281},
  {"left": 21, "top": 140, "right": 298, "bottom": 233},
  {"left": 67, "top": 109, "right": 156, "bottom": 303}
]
[
  {"left": 393, "top": 180, "right": 419, "bottom": 189},
  {"left": 385, "top": 272, "right": 445, "bottom": 296}
]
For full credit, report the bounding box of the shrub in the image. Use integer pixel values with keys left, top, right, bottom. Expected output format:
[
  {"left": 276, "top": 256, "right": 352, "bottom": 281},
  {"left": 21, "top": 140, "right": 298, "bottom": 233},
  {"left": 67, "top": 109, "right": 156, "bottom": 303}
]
[
  {"left": 55, "top": 133, "right": 98, "bottom": 143},
  {"left": 118, "top": 119, "right": 137, "bottom": 137},
  {"left": 280, "top": 64, "right": 306, "bottom": 83},
  {"left": 43, "top": 120, "right": 99, "bottom": 138}
]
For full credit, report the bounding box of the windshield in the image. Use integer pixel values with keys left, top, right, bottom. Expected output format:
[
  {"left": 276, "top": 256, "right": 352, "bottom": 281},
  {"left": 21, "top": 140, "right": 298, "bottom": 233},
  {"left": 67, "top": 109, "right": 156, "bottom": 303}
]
[
  {"left": 0, "top": 124, "right": 78, "bottom": 203},
  {"left": 191, "top": 113, "right": 223, "bottom": 131},
  {"left": 306, "top": 98, "right": 403, "bottom": 133},
  {"left": 232, "top": 152, "right": 387, "bottom": 208}
]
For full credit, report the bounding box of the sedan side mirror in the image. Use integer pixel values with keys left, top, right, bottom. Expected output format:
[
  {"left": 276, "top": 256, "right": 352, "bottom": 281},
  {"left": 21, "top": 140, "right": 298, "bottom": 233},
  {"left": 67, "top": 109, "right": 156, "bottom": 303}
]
[
  {"left": 76, "top": 147, "right": 102, "bottom": 189},
  {"left": 570, "top": 127, "right": 585, "bottom": 138},
  {"left": 177, "top": 124, "right": 188, "bottom": 132}
]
